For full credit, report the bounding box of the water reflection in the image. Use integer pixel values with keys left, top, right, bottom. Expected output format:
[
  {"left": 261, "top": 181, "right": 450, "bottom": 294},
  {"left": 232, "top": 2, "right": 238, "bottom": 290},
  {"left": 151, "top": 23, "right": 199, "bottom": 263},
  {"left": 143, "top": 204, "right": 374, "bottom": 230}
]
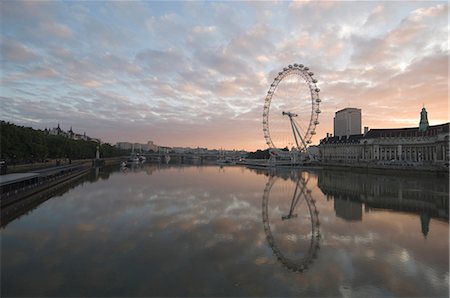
[
  {"left": 317, "top": 169, "right": 449, "bottom": 237},
  {"left": 262, "top": 170, "right": 321, "bottom": 272},
  {"left": 1, "top": 166, "right": 115, "bottom": 228},
  {"left": 1, "top": 164, "right": 448, "bottom": 297}
]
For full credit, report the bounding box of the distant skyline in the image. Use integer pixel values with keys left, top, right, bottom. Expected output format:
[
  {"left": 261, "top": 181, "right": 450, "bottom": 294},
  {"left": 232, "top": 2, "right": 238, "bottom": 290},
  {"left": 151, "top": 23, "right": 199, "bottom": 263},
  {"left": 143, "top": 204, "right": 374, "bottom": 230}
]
[{"left": 1, "top": 1, "right": 448, "bottom": 151}]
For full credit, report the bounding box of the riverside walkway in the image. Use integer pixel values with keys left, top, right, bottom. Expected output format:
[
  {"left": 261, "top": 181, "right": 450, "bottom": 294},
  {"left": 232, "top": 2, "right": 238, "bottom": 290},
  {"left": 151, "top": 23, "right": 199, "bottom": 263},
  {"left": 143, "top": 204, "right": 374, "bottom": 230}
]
[{"left": 0, "top": 164, "right": 90, "bottom": 207}]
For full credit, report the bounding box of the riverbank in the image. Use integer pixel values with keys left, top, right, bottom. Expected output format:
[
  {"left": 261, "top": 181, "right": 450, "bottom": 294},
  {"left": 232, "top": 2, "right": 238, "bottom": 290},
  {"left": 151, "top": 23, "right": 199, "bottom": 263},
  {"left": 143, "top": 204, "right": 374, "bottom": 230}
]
[
  {"left": 1, "top": 167, "right": 92, "bottom": 227},
  {"left": 0, "top": 164, "right": 92, "bottom": 208},
  {"left": 316, "top": 160, "right": 449, "bottom": 174},
  {"left": 3, "top": 156, "right": 124, "bottom": 174},
  {"left": 236, "top": 159, "right": 448, "bottom": 174}
]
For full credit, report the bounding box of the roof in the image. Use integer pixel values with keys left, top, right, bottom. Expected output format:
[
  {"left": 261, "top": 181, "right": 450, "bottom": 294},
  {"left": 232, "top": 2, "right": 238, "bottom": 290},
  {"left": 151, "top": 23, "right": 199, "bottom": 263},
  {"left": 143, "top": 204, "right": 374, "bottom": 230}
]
[
  {"left": 336, "top": 107, "right": 361, "bottom": 114},
  {"left": 320, "top": 134, "right": 364, "bottom": 144},
  {"left": 320, "top": 123, "right": 449, "bottom": 144},
  {"left": 0, "top": 173, "right": 40, "bottom": 186},
  {"left": 364, "top": 123, "right": 449, "bottom": 138},
  {"left": 0, "top": 164, "right": 85, "bottom": 187}
]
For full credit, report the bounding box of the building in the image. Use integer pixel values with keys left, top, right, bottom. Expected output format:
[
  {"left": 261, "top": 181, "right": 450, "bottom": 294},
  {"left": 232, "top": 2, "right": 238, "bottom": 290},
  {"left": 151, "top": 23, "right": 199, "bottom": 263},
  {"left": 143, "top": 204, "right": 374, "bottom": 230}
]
[
  {"left": 147, "top": 141, "right": 158, "bottom": 152},
  {"left": 116, "top": 142, "right": 133, "bottom": 150},
  {"left": 319, "top": 107, "right": 449, "bottom": 168},
  {"left": 333, "top": 108, "right": 361, "bottom": 137},
  {"left": 116, "top": 141, "right": 159, "bottom": 152},
  {"left": 46, "top": 124, "right": 99, "bottom": 143},
  {"left": 48, "top": 123, "right": 67, "bottom": 137}
]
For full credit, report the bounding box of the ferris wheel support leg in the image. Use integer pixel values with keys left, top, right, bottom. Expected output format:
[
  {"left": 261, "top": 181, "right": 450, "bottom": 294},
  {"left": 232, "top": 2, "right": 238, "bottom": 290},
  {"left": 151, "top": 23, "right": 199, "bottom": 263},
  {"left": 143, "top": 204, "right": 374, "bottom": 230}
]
[
  {"left": 292, "top": 120, "right": 314, "bottom": 161},
  {"left": 292, "top": 119, "right": 307, "bottom": 150},
  {"left": 289, "top": 118, "right": 301, "bottom": 150}
]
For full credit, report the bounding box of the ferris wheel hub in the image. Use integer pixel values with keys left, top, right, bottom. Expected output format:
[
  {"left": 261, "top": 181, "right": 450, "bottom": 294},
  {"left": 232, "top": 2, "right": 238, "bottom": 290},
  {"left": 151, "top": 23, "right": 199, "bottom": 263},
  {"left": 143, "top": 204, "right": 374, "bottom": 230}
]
[{"left": 282, "top": 111, "right": 298, "bottom": 117}]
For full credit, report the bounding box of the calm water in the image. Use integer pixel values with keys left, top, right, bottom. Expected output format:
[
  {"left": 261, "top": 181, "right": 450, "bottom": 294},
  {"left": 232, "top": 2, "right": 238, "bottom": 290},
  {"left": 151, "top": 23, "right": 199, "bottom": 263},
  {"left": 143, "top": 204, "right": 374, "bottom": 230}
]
[{"left": 1, "top": 164, "right": 448, "bottom": 297}]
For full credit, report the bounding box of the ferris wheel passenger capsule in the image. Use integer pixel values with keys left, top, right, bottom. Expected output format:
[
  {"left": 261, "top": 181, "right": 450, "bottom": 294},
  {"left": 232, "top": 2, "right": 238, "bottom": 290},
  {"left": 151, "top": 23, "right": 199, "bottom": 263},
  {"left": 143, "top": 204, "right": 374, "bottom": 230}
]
[
  {"left": 288, "top": 65, "right": 293, "bottom": 68},
  {"left": 316, "top": 109, "right": 321, "bottom": 114},
  {"left": 283, "top": 67, "right": 288, "bottom": 71},
  {"left": 316, "top": 98, "right": 321, "bottom": 103},
  {"left": 312, "top": 79, "right": 318, "bottom": 83},
  {"left": 315, "top": 88, "right": 320, "bottom": 92},
  {"left": 308, "top": 72, "right": 314, "bottom": 76},
  {"left": 294, "top": 63, "right": 298, "bottom": 67},
  {"left": 314, "top": 120, "right": 320, "bottom": 125},
  {"left": 311, "top": 131, "right": 316, "bottom": 135},
  {"left": 304, "top": 67, "right": 309, "bottom": 71},
  {"left": 299, "top": 64, "right": 304, "bottom": 68}
]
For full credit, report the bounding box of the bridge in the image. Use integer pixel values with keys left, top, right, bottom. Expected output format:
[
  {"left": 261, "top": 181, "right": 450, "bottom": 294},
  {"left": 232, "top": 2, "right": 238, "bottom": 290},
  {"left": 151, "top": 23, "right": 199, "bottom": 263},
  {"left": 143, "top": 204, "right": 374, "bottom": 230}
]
[{"left": 141, "top": 152, "right": 243, "bottom": 162}]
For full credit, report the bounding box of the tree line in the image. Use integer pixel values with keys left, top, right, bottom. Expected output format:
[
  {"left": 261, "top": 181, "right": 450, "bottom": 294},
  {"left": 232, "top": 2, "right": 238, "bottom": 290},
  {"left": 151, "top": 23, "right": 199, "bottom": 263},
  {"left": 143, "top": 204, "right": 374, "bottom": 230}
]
[
  {"left": 0, "top": 121, "right": 127, "bottom": 163},
  {"left": 246, "top": 147, "right": 290, "bottom": 159}
]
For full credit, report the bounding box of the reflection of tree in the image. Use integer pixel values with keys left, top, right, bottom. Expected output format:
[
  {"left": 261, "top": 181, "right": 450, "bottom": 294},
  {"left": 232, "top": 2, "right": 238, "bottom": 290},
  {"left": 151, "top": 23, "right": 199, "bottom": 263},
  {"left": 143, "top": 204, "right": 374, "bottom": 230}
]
[{"left": 262, "top": 171, "right": 321, "bottom": 272}]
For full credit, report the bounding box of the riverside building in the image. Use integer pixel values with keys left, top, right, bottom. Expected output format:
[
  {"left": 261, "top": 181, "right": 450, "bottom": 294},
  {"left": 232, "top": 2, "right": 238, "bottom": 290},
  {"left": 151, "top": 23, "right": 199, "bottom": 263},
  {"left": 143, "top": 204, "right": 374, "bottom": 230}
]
[
  {"left": 319, "top": 107, "right": 449, "bottom": 168},
  {"left": 333, "top": 108, "right": 362, "bottom": 137}
]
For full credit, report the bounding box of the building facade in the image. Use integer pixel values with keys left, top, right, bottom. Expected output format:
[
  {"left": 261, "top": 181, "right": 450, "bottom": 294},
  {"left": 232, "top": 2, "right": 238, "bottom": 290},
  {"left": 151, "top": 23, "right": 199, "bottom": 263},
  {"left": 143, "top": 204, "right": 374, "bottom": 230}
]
[
  {"left": 147, "top": 141, "right": 158, "bottom": 152},
  {"left": 46, "top": 124, "right": 99, "bottom": 143},
  {"left": 320, "top": 108, "right": 449, "bottom": 168},
  {"left": 116, "top": 141, "right": 159, "bottom": 152},
  {"left": 333, "top": 108, "right": 362, "bottom": 137}
]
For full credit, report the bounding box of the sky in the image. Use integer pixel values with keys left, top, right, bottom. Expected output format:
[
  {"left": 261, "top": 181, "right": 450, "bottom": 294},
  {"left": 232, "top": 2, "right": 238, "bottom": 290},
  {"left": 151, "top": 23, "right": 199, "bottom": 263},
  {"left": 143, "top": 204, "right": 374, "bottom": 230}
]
[{"left": 1, "top": 1, "right": 448, "bottom": 151}]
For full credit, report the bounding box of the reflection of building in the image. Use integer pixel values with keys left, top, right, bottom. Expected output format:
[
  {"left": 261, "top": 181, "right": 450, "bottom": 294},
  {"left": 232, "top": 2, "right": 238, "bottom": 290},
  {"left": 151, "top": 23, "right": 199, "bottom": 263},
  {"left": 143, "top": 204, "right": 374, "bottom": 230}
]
[
  {"left": 317, "top": 169, "right": 449, "bottom": 235},
  {"left": 334, "top": 199, "right": 362, "bottom": 221},
  {"left": 334, "top": 108, "right": 361, "bottom": 137},
  {"left": 420, "top": 213, "right": 430, "bottom": 237},
  {"left": 320, "top": 107, "right": 449, "bottom": 167}
]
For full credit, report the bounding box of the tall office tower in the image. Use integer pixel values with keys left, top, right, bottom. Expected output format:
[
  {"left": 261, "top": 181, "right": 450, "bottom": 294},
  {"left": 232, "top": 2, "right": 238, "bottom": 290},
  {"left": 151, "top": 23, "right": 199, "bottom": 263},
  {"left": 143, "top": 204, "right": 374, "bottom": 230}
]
[{"left": 333, "top": 108, "right": 362, "bottom": 137}]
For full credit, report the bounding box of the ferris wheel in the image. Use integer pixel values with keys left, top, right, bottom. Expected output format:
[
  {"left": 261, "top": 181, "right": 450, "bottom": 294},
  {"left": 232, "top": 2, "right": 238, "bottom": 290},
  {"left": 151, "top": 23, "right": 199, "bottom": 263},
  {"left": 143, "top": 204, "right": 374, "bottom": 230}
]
[{"left": 262, "top": 64, "right": 321, "bottom": 151}]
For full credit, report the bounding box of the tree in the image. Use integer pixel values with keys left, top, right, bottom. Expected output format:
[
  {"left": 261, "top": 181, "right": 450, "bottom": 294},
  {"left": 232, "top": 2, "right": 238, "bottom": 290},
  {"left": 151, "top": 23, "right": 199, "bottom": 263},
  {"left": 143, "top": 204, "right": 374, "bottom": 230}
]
[{"left": 0, "top": 121, "right": 125, "bottom": 163}]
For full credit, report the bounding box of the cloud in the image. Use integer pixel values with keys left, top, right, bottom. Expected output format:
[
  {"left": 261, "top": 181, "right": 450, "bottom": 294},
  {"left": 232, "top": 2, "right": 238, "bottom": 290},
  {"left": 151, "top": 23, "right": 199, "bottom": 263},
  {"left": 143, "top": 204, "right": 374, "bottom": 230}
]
[
  {"left": 1, "top": 38, "right": 40, "bottom": 63},
  {"left": 135, "top": 48, "right": 187, "bottom": 76},
  {"left": 40, "top": 22, "right": 73, "bottom": 39},
  {"left": 0, "top": 1, "right": 448, "bottom": 150}
]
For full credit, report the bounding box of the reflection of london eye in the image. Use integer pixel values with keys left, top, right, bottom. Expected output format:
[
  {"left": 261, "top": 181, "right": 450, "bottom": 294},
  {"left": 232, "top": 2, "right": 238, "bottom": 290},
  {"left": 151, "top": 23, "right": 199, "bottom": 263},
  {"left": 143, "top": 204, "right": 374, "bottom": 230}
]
[{"left": 262, "top": 172, "right": 321, "bottom": 272}]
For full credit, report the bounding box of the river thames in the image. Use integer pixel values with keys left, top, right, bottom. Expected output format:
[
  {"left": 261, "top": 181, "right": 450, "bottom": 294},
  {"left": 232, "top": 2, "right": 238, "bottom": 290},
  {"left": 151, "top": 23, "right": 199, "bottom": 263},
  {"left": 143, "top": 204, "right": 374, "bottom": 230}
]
[{"left": 1, "top": 163, "right": 448, "bottom": 297}]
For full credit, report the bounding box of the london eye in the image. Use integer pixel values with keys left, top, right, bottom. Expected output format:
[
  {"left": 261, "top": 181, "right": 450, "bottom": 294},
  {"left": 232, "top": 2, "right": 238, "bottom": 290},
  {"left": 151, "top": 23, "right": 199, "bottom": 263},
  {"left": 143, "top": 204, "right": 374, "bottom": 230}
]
[{"left": 262, "top": 64, "right": 321, "bottom": 152}]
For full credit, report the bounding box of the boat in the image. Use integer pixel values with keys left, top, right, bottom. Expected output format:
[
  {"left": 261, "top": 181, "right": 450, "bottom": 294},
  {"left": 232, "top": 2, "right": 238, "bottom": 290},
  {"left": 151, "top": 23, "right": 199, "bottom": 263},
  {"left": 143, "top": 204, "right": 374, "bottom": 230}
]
[
  {"left": 216, "top": 158, "right": 235, "bottom": 165},
  {"left": 216, "top": 149, "right": 235, "bottom": 165},
  {"left": 164, "top": 155, "right": 171, "bottom": 164},
  {"left": 126, "top": 153, "right": 140, "bottom": 164},
  {"left": 138, "top": 154, "right": 146, "bottom": 163}
]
